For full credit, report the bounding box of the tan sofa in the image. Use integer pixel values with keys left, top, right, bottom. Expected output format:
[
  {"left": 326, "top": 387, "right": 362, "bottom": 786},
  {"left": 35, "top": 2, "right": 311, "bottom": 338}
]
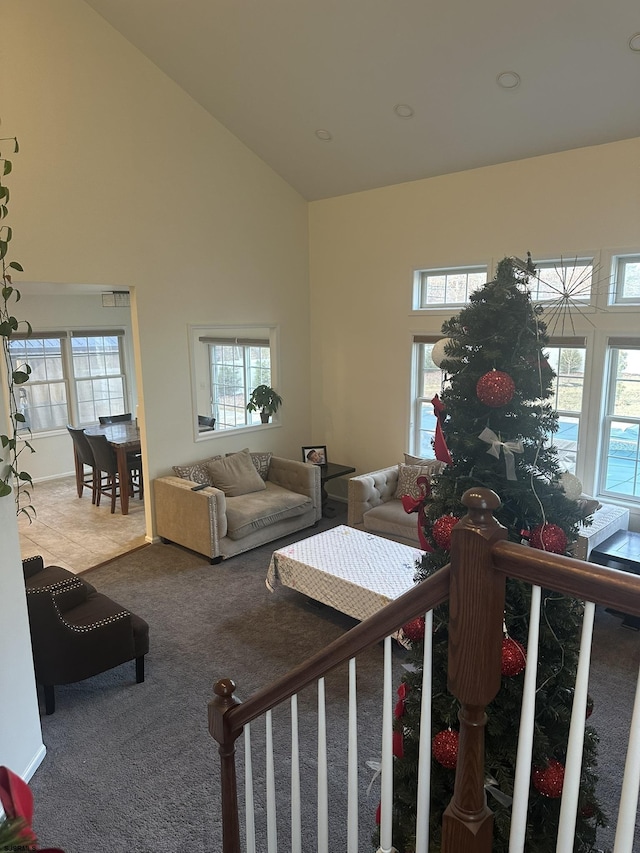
[
  {"left": 348, "top": 461, "right": 630, "bottom": 556},
  {"left": 154, "top": 453, "right": 321, "bottom": 562}
]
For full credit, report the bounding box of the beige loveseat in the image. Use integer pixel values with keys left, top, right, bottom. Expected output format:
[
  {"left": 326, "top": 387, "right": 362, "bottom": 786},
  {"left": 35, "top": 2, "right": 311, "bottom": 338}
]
[
  {"left": 348, "top": 459, "right": 630, "bottom": 556},
  {"left": 154, "top": 449, "right": 321, "bottom": 562}
]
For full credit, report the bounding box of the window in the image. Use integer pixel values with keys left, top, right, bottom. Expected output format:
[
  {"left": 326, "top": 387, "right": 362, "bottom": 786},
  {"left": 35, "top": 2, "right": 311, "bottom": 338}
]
[
  {"left": 209, "top": 339, "right": 271, "bottom": 430},
  {"left": 9, "top": 330, "right": 130, "bottom": 433},
  {"left": 413, "top": 266, "right": 487, "bottom": 309},
  {"left": 412, "top": 337, "right": 446, "bottom": 457},
  {"left": 409, "top": 254, "right": 640, "bottom": 507},
  {"left": 601, "top": 341, "right": 640, "bottom": 500},
  {"left": 72, "top": 334, "right": 127, "bottom": 423},
  {"left": 544, "top": 340, "right": 586, "bottom": 475},
  {"left": 611, "top": 255, "right": 640, "bottom": 305},
  {"left": 526, "top": 258, "right": 593, "bottom": 303},
  {"left": 10, "top": 335, "right": 68, "bottom": 432},
  {"left": 191, "top": 325, "right": 278, "bottom": 436}
]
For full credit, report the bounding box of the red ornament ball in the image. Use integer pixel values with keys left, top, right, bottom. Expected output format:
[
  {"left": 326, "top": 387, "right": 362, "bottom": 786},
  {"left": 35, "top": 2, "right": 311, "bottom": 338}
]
[
  {"left": 532, "top": 759, "right": 565, "bottom": 798},
  {"left": 402, "top": 616, "right": 426, "bottom": 642},
  {"left": 476, "top": 369, "right": 516, "bottom": 407},
  {"left": 530, "top": 523, "right": 568, "bottom": 554},
  {"left": 432, "top": 514, "right": 460, "bottom": 550},
  {"left": 501, "top": 637, "right": 527, "bottom": 676},
  {"left": 432, "top": 729, "right": 459, "bottom": 769},
  {"left": 581, "top": 802, "right": 596, "bottom": 818}
]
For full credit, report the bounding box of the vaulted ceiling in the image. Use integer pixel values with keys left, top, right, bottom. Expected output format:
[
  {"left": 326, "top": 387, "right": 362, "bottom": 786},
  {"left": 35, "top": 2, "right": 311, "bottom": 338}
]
[{"left": 84, "top": 0, "right": 640, "bottom": 200}]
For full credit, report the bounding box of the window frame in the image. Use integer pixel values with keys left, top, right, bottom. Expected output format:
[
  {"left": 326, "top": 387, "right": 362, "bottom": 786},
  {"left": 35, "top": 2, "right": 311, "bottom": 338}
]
[
  {"left": 408, "top": 254, "right": 640, "bottom": 517},
  {"left": 9, "top": 329, "right": 131, "bottom": 434},
  {"left": 189, "top": 324, "right": 280, "bottom": 441},
  {"left": 610, "top": 254, "right": 640, "bottom": 306},
  {"left": 71, "top": 331, "right": 128, "bottom": 425},
  {"left": 208, "top": 339, "right": 272, "bottom": 430},
  {"left": 543, "top": 338, "right": 587, "bottom": 477},
  {"left": 412, "top": 264, "right": 488, "bottom": 310},
  {"left": 410, "top": 335, "right": 446, "bottom": 458},
  {"left": 525, "top": 257, "right": 594, "bottom": 305},
  {"left": 599, "top": 339, "right": 640, "bottom": 503}
]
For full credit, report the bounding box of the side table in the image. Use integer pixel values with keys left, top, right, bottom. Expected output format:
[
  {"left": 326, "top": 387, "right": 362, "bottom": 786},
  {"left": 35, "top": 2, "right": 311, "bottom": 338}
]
[
  {"left": 320, "top": 462, "right": 356, "bottom": 517},
  {"left": 590, "top": 529, "right": 640, "bottom": 630}
]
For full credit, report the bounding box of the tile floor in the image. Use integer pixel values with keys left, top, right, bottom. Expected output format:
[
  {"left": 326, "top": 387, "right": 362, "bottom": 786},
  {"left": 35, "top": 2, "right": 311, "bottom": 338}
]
[{"left": 18, "top": 475, "right": 148, "bottom": 573}]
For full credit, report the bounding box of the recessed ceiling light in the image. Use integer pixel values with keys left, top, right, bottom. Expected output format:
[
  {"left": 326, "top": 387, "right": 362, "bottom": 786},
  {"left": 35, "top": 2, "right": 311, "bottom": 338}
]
[
  {"left": 394, "top": 103, "right": 414, "bottom": 119},
  {"left": 315, "top": 129, "right": 333, "bottom": 141},
  {"left": 496, "top": 71, "right": 521, "bottom": 89},
  {"left": 629, "top": 32, "right": 640, "bottom": 51}
]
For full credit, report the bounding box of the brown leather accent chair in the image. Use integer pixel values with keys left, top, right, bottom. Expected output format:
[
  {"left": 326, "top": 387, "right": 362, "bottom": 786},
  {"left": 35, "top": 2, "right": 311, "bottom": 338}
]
[{"left": 22, "top": 556, "right": 149, "bottom": 715}]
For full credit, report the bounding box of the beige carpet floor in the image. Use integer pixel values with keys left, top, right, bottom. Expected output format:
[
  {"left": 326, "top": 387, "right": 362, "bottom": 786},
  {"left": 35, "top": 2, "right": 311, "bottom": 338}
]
[{"left": 18, "top": 475, "right": 148, "bottom": 573}]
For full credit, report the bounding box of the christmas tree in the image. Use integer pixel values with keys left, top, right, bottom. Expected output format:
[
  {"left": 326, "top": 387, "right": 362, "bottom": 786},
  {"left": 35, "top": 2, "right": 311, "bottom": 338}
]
[{"left": 391, "top": 257, "right": 606, "bottom": 852}]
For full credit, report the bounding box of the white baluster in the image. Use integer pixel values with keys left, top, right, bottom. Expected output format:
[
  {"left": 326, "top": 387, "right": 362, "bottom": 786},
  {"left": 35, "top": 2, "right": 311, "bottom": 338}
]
[
  {"left": 414, "top": 611, "right": 433, "bottom": 853},
  {"left": 614, "top": 659, "right": 640, "bottom": 853},
  {"left": 266, "top": 710, "right": 277, "bottom": 853},
  {"left": 510, "top": 584, "right": 541, "bottom": 852},
  {"left": 318, "top": 676, "right": 329, "bottom": 853},
  {"left": 378, "top": 635, "right": 398, "bottom": 853},
  {"left": 291, "top": 694, "right": 302, "bottom": 853},
  {"left": 557, "top": 600, "right": 595, "bottom": 850},
  {"left": 348, "top": 657, "right": 359, "bottom": 853},
  {"left": 244, "top": 723, "right": 256, "bottom": 853}
]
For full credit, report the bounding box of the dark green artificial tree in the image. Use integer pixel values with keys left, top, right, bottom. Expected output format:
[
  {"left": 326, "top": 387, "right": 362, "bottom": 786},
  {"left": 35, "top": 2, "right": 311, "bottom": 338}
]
[{"left": 391, "top": 257, "right": 606, "bottom": 852}]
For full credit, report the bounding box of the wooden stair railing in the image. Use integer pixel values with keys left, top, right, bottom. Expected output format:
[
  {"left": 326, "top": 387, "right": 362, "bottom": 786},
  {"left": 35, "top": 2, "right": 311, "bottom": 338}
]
[
  {"left": 209, "top": 561, "right": 451, "bottom": 852},
  {"left": 209, "top": 487, "right": 640, "bottom": 853}
]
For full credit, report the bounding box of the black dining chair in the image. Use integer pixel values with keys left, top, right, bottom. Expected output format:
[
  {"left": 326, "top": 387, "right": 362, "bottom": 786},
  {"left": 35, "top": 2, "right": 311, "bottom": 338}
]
[
  {"left": 85, "top": 432, "right": 143, "bottom": 513},
  {"left": 98, "top": 413, "right": 132, "bottom": 425},
  {"left": 66, "top": 425, "right": 97, "bottom": 501}
]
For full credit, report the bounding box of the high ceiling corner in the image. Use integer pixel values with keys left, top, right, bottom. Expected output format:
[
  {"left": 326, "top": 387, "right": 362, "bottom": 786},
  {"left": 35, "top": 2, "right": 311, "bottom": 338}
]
[{"left": 84, "top": 0, "right": 640, "bottom": 200}]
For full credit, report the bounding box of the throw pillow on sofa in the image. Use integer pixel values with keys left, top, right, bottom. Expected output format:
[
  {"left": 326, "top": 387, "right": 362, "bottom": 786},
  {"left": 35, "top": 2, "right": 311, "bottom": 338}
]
[
  {"left": 207, "top": 449, "right": 267, "bottom": 497},
  {"left": 250, "top": 450, "right": 272, "bottom": 480},
  {"left": 394, "top": 461, "right": 446, "bottom": 500},
  {"left": 173, "top": 456, "right": 223, "bottom": 484},
  {"left": 226, "top": 448, "right": 273, "bottom": 481},
  {"left": 404, "top": 453, "right": 433, "bottom": 465}
]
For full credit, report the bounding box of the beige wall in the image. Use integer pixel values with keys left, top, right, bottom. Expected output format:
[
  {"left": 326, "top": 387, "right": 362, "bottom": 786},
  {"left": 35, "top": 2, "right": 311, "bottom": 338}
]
[
  {"left": 0, "top": 0, "right": 311, "bottom": 520},
  {"left": 0, "top": 0, "right": 310, "bottom": 775},
  {"left": 308, "top": 138, "right": 640, "bottom": 504}
]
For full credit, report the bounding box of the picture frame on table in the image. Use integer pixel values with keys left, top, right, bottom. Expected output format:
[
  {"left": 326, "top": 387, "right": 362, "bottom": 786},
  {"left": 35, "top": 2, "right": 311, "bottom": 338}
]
[{"left": 302, "top": 445, "right": 328, "bottom": 466}]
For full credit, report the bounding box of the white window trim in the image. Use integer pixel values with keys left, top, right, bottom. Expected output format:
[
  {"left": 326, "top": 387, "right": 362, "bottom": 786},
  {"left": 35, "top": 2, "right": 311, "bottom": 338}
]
[
  {"left": 188, "top": 323, "right": 280, "bottom": 442},
  {"left": 9, "top": 329, "right": 131, "bottom": 435},
  {"left": 609, "top": 253, "right": 640, "bottom": 306},
  {"left": 411, "top": 263, "right": 489, "bottom": 311}
]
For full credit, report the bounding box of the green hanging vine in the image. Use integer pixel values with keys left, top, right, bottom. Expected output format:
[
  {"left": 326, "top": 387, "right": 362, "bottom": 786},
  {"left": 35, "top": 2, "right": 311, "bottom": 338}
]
[{"left": 0, "top": 132, "right": 35, "bottom": 518}]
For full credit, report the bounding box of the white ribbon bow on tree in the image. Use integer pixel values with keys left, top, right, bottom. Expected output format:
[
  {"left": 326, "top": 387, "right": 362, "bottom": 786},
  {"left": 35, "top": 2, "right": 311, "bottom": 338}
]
[{"left": 479, "top": 427, "right": 524, "bottom": 480}]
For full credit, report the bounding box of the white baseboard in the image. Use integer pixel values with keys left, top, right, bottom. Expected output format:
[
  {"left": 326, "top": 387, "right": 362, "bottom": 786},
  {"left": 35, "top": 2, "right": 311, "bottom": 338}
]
[{"left": 22, "top": 742, "right": 47, "bottom": 782}]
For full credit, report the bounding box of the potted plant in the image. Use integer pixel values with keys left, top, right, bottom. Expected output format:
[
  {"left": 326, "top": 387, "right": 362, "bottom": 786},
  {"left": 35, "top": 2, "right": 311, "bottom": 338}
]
[{"left": 246, "top": 384, "right": 283, "bottom": 423}]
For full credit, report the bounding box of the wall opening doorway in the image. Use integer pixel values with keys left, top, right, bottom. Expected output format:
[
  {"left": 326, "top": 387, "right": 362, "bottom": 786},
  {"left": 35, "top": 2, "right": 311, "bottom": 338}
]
[{"left": 10, "top": 281, "right": 148, "bottom": 573}]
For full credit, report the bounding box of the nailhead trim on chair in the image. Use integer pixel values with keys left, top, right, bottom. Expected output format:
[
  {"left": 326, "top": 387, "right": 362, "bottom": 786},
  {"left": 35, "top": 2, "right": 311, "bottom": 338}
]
[
  {"left": 42, "top": 580, "right": 132, "bottom": 633},
  {"left": 26, "top": 578, "right": 82, "bottom": 594}
]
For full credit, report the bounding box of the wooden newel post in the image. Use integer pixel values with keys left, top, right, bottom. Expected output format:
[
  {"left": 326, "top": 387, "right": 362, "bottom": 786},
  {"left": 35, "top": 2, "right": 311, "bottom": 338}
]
[
  {"left": 441, "top": 487, "right": 507, "bottom": 853},
  {"left": 208, "top": 678, "right": 243, "bottom": 853}
]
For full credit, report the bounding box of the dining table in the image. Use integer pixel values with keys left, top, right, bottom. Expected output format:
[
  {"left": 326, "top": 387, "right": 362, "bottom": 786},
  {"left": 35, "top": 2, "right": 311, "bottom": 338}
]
[{"left": 84, "top": 421, "right": 142, "bottom": 515}]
